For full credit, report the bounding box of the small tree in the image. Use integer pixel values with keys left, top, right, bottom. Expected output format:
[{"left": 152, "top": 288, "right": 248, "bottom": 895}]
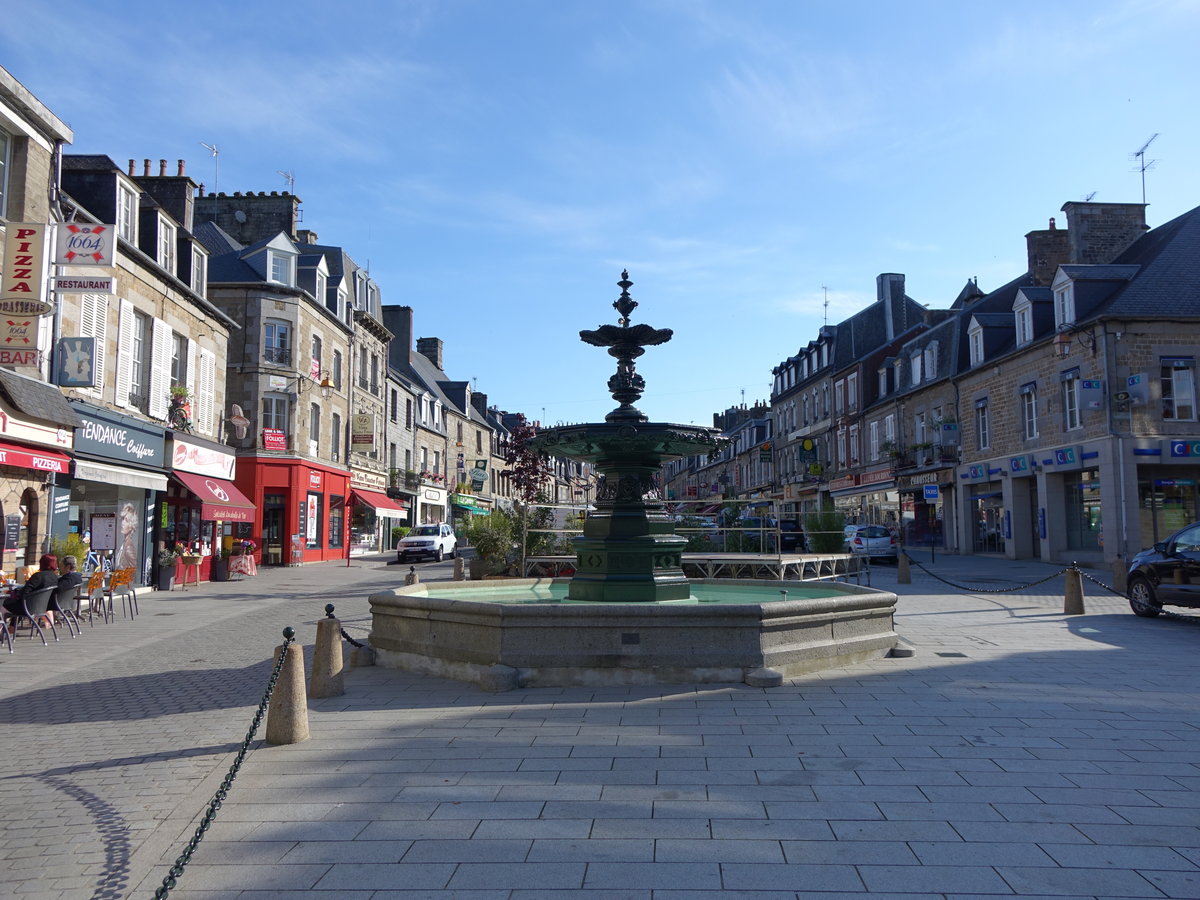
[
  {"left": 466, "top": 508, "right": 516, "bottom": 575},
  {"left": 504, "top": 413, "right": 555, "bottom": 564},
  {"left": 803, "top": 508, "right": 847, "bottom": 553}
]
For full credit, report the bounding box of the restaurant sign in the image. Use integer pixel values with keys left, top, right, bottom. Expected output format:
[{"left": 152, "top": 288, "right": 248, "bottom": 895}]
[{"left": 0, "top": 224, "right": 52, "bottom": 315}]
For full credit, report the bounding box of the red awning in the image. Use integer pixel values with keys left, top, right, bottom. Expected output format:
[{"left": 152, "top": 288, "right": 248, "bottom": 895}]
[
  {"left": 350, "top": 488, "right": 408, "bottom": 518},
  {"left": 0, "top": 441, "right": 70, "bottom": 474},
  {"left": 171, "top": 472, "right": 258, "bottom": 522}
]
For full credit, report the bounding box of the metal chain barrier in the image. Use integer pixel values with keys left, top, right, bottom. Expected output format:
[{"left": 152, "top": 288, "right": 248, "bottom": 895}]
[
  {"left": 1076, "top": 568, "right": 1128, "bottom": 597},
  {"left": 153, "top": 627, "right": 296, "bottom": 898},
  {"left": 903, "top": 551, "right": 1071, "bottom": 594},
  {"left": 326, "top": 603, "right": 365, "bottom": 648}
]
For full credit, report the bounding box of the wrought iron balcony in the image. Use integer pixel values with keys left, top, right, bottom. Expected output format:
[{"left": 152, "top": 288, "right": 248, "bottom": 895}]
[{"left": 263, "top": 346, "right": 291, "bottom": 365}]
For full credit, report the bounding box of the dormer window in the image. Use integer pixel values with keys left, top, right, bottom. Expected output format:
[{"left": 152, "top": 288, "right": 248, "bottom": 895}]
[
  {"left": 117, "top": 182, "right": 138, "bottom": 243},
  {"left": 910, "top": 352, "right": 922, "bottom": 386},
  {"left": 968, "top": 319, "right": 984, "bottom": 366},
  {"left": 923, "top": 342, "right": 938, "bottom": 378},
  {"left": 1054, "top": 283, "right": 1075, "bottom": 328},
  {"left": 190, "top": 245, "right": 208, "bottom": 297},
  {"left": 269, "top": 250, "right": 295, "bottom": 286},
  {"left": 157, "top": 215, "right": 176, "bottom": 275},
  {"left": 1013, "top": 296, "right": 1033, "bottom": 346}
]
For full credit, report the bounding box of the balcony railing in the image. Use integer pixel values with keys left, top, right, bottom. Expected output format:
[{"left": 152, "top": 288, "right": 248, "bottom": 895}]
[{"left": 263, "top": 346, "right": 291, "bottom": 365}]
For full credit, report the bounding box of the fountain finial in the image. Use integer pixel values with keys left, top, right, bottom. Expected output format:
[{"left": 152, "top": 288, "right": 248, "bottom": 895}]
[{"left": 579, "top": 270, "right": 673, "bottom": 423}]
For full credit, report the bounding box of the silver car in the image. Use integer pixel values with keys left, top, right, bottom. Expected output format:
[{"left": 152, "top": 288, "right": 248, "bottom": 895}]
[
  {"left": 396, "top": 523, "right": 457, "bottom": 562},
  {"left": 843, "top": 524, "right": 898, "bottom": 562}
]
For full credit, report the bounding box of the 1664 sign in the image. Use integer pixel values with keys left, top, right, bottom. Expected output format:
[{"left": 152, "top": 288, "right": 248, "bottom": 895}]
[
  {"left": 55, "top": 224, "right": 115, "bottom": 266},
  {"left": 0, "top": 224, "right": 52, "bottom": 316}
]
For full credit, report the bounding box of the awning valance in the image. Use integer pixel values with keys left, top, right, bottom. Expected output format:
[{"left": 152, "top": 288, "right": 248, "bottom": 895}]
[
  {"left": 171, "top": 472, "right": 257, "bottom": 522},
  {"left": 351, "top": 488, "right": 408, "bottom": 518},
  {"left": 75, "top": 459, "right": 168, "bottom": 491},
  {"left": 0, "top": 441, "right": 71, "bottom": 474},
  {"left": 451, "top": 495, "right": 491, "bottom": 514}
]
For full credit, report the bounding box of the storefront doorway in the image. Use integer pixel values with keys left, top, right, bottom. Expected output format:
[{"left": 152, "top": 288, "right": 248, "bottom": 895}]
[
  {"left": 262, "top": 493, "right": 286, "bottom": 565},
  {"left": 971, "top": 488, "right": 1005, "bottom": 553}
]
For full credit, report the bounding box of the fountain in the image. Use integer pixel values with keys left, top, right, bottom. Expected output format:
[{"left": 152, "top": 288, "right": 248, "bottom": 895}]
[{"left": 369, "top": 273, "right": 898, "bottom": 690}]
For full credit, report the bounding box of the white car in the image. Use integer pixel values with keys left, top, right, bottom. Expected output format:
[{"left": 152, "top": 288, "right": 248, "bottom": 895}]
[
  {"left": 396, "top": 523, "right": 457, "bottom": 562},
  {"left": 843, "top": 524, "right": 898, "bottom": 562}
]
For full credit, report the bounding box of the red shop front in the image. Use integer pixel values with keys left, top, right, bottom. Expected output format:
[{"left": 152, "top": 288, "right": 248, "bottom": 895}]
[{"left": 237, "top": 457, "right": 350, "bottom": 566}]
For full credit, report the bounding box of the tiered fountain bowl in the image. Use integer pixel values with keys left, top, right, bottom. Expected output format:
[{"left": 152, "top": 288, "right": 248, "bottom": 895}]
[{"left": 369, "top": 273, "right": 897, "bottom": 690}]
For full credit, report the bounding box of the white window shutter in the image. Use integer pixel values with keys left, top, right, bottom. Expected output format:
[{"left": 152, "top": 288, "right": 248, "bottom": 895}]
[
  {"left": 83, "top": 293, "right": 109, "bottom": 395},
  {"left": 149, "top": 319, "right": 171, "bottom": 419},
  {"left": 197, "top": 348, "right": 215, "bottom": 436},
  {"left": 186, "top": 339, "right": 197, "bottom": 400},
  {"left": 114, "top": 299, "right": 134, "bottom": 408}
]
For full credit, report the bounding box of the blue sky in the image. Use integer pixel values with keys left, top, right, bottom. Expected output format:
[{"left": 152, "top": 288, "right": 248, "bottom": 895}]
[{"left": 5, "top": 0, "right": 1198, "bottom": 428}]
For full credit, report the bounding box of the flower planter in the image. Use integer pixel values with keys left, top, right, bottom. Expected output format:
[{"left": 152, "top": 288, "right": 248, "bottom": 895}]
[
  {"left": 209, "top": 557, "right": 228, "bottom": 582},
  {"left": 157, "top": 569, "right": 176, "bottom": 591}
]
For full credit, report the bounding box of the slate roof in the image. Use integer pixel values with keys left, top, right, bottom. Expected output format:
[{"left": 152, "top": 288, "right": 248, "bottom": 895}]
[
  {"left": 1092, "top": 204, "right": 1200, "bottom": 319},
  {"left": 951, "top": 272, "right": 1035, "bottom": 374},
  {"left": 0, "top": 369, "right": 82, "bottom": 429}
]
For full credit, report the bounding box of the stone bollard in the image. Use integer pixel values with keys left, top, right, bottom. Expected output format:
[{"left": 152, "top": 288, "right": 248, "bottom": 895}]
[
  {"left": 1063, "top": 564, "right": 1085, "bottom": 615},
  {"left": 453, "top": 557, "right": 465, "bottom": 580},
  {"left": 405, "top": 566, "right": 419, "bottom": 586},
  {"left": 265, "top": 628, "right": 310, "bottom": 745},
  {"left": 310, "top": 616, "right": 345, "bottom": 698},
  {"left": 1111, "top": 556, "right": 1127, "bottom": 594},
  {"left": 897, "top": 553, "right": 911, "bottom": 585}
]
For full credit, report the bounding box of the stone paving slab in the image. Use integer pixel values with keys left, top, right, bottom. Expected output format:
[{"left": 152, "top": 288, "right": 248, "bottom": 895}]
[{"left": 3, "top": 552, "right": 1200, "bottom": 897}]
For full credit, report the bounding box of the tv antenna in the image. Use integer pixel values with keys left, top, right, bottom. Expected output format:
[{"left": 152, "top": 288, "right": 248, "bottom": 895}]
[
  {"left": 822, "top": 285, "right": 829, "bottom": 325},
  {"left": 277, "top": 170, "right": 295, "bottom": 193},
  {"left": 1084, "top": 191, "right": 1097, "bottom": 202},
  {"left": 1130, "top": 133, "right": 1158, "bottom": 205},
  {"left": 199, "top": 142, "right": 219, "bottom": 192}
]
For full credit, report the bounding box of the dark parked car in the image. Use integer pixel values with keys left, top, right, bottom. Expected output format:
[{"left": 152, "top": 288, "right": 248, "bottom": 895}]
[
  {"left": 1126, "top": 522, "right": 1200, "bottom": 617},
  {"left": 779, "top": 520, "right": 806, "bottom": 553}
]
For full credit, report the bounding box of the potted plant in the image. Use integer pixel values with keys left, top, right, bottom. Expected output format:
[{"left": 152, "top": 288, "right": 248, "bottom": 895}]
[
  {"left": 209, "top": 546, "right": 229, "bottom": 582},
  {"left": 157, "top": 547, "right": 181, "bottom": 590}
]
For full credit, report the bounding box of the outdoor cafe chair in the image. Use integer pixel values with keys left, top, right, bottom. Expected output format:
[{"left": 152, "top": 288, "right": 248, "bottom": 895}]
[
  {"left": 48, "top": 581, "right": 83, "bottom": 637},
  {"left": 0, "top": 615, "right": 11, "bottom": 653},
  {"left": 9, "top": 584, "right": 59, "bottom": 646},
  {"left": 84, "top": 569, "right": 110, "bottom": 624},
  {"left": 107, "top": 567, "right": 139, "bottom": 618}
]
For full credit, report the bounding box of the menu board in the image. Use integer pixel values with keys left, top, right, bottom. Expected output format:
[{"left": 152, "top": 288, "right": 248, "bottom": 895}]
[{"left": 90, "top": 513, "right": 117, "bottom": 551}]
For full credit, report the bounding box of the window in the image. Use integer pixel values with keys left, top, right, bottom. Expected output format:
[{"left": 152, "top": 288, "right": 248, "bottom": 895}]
[
  {"left": 309, "top": 403, "right": 321, "bottom": 457},
  {"left": 975, "top": 399, "right": 990, "bottom": 450},
  {"left": 389, "top": 443, "right": 397, "bottom": 469},
  {"left": 264, "top": 320, "right": 289, "bottom": 364},
  {"left": 390, "top": 389, "right": 398, "bottom": 422},
  {"left": 371, "top": 354, "right": 378, "bottom": 395},
  {"left": 910, "top": 353, "right": 922, "bottom": 385},
  {"left": 884, "top": 414, "right": 895, "bottom": 445},
  {"left": 1062, "top": 369, "right": 1081, "bottom": 431},
  {"left": 191, "top": 246, "right": 208, "bottom": 297},
  {"left": 158, "top": 215, "right": 177, "bottom": 274},
  {"left": 878, "top": 369, "right": 888, "bottom": 396},
  {"left": 1020, "top": 383, "right": 1038, "bottom": 440},
  {"left": 869, "top": 421, "right": 880, "bottom": 461},
  {"left": 117, "top": 182, "right": 138, "bottom": 243},
  {"left": 914, "top": 412, "right": 926, "bottom": 445},
  {"left": 311, "top": 335, "right": 323, "bottom": 379},
  {"left": 405, "top": 398, "right": 413, "bottom": 429},
  {"left": 170, "top": 333, "right": 188, "bottom": 389},
  {"left": 834, "top": 379, "right": 845, "bottom": 415},
  {"left": 1161, "top": 358, "right": 1197, "bottom": 421},
  {"left": 328, "top": 495, "right": 344, "bottom": 548},
  {"left": 476, "top": 430, "right": 483, "bottom": 453},
  {"left": 315, "top": 270, "right": 327, "bottom": 304},
  {"left": 332, "top": 350, "right": 342, "bottom": 389},
  {"left": 0, "top": 127, "right": 10, "bottom": 218},
  {"left": 1054, "top": 283, "right": 1075, "bottom": 328},
  {"left": 130, "top": 310, "right": 147, "bottom": 407},
  {"left": 358, "top": 348, "right": 368, "bottom": 389},
  {"left": 331, "top": 413, "right": 341, "bottom": 462},
  {"left": 268, "top": 250, "right": 294, "bottom": 285},
  {"left": 116, "top": 302, "right": 149, "bottom": 411},
  {"left": 923, "top": 343, "right": 937, "bottom": 379},
  {"left": 848, "top": 425, "right": 860, "bottom": 464},
  {"left": 1014, "top": 297, "right": 1033, "bottom": 346},
  {"left": 457, "top": 421, "right": 464, "bottom": 443},
  {"left": 968, "top": 321, "right": 984, "bottom": 366},
  {"left": 847, "top": 373, "right": 858, "bottom": 411},
  {"left": 262, "top": 393, "right": 288, "bottom": 434}
]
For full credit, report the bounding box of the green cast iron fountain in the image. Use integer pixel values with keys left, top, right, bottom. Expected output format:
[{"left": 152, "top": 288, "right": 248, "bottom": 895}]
[{"left": 531, "top": 271, "right": 724, "bottom": 602}]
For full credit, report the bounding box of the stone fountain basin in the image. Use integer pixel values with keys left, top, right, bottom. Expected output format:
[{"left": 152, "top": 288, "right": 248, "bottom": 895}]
[{"left": 368, "top": 578, "right": 898, "bottom": 690}]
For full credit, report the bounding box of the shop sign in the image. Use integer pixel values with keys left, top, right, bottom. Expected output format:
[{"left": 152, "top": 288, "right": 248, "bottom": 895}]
[
  {"left": 1126, "top": 372, "right": 1148, "bottom": 406},
  {"left": 827, "top": 475, "right": 857, "bottom": 491},
  {"left": 1169, "top": 441, "right": 1200, "bottom": 458},
  {"left": 309, "top": 470, "right": 322, "bottom": 489},
  {"left": 351, "top": 413, "right": 374, "bottom": 445},
  {"left": 54, "top": 223, "right": 115, "bottom": 266},
  {"left": 172, "top": 436, "right": 235, "bottom": 479},
  {"left": 262, "top": 428, "right": 287, "bottom": 450},
  {"left": 965, "top": 464, "right": 985, "bottom": 480},
  {"left": 0, "top": 225, "right": 52, "bottom": 315},
  {"left": 469, "top": 459, "right": 488, "bottom": 491},
  {"left": 0, "top": 349, "right": 38, "bottom": 367},
  {"left": 55, "top": 275, "right": 115, "bottom": 293},
  {"left": 1081, "top": 379, "right": 1104, "bottom": 411},
  {"left": 1054, "top": 447, "right": 1077, "bottom": 465},
  {"left": 899, "top": 472, "right": 940, "bottom": 488},
  {"left": 74, "top": 403, "right": 166, "bottom": 466},
  {"left": 1155, "top": 478, "right": 1196, "bottom": 487},
  {"left": 55, "top": 337, "right": 98, "bottom": 387},
  {"left": 923, "top": 484, "right": 940, "bottom": 501},
  {"left": 1009, "top": 455, "right": 1030, "bottom": 473},
  {"left": 860, "top": 468, "right": 892, "bottom": 486}
]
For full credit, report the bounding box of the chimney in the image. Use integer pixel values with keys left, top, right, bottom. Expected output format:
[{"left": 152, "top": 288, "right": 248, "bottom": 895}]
[
  {"left": 127, "top": 159, "right": 135, "bottom": 176},
  {"left": 1061, "top": 201, "right": 1148, "bottom": 265},
  {"left": 143, "top": 158, "right": 151, "bottom": 177},
  {"left": 416, "top": 337, "right": 444, "bottom": 371},
  {"left": 471, "top": 392, "right": 488, "bottom": 417},
  {"left": 159, "top": 159, "right": 167, "bottom": 176},
  {"left": 177, "top": 160, "right": 185, "bottom": 176},
  {"left": 1026, "top": 218, "right": 1071, "bottom": 286},
  {"left": 382, "top": 306, "right": 414, "bottom": 373},
  {"left": 876, "top": 273, "right": 905, "bottom": 340},
  {"left": 296, "top": 229, "right": 320, "bottom": 245}
]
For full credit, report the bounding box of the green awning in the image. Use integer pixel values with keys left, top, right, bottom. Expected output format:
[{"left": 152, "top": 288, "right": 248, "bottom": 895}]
[{"left": 451, "top": 495, "right": 491, "bottom": 514}]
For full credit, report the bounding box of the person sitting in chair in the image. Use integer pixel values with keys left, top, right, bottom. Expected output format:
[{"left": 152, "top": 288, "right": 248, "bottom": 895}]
[
  {"left": 58, "top": 555, "right": 83, "bottom": 595},
  {"left": 3, "top": 553, "right": 59, "bottom": 627}
]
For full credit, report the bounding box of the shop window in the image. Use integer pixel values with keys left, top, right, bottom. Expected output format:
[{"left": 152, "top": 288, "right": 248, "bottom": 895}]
[
  {"left": 1065, "top": 469, "right": 1102, "bottom": 551},
  {"left": 329, "top": 495, "right": 344, "bottom": 548},
  {"left": 1161, "top": 357, "right": 1196, "bottom": 421},
  {"left": 306, "top": 492, "right": 323, "bottom": 549}
]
